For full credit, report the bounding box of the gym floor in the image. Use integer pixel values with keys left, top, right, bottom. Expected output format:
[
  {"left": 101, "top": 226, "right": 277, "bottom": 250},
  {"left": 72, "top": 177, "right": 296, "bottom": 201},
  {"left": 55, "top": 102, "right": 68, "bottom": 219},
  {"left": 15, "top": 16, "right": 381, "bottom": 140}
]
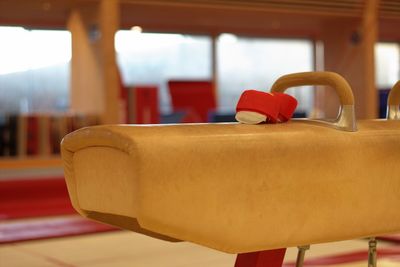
[{"left": 1, "top": 225, "right": 399, "bottom": 267}]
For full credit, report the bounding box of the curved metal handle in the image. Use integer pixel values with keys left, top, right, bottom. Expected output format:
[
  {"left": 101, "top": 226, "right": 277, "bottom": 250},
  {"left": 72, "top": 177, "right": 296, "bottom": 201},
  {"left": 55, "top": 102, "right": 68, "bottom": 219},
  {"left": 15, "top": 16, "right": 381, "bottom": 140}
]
[
  {"left": 387, "top": 81, "right": 400, "bottom": 120},
  {"left": 271, "top": 71, "right": 357, "bottom": 132}
]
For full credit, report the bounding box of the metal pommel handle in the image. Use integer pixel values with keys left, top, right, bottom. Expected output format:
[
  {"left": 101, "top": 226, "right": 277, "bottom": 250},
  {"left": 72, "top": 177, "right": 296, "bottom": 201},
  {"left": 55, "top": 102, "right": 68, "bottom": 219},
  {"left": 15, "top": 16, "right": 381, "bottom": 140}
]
[
  {"left": 271, "top": 71, "right": 357, "bottom": 132},
  {"left": 387, "top": 80, "right": 400, "bottom": 120}
]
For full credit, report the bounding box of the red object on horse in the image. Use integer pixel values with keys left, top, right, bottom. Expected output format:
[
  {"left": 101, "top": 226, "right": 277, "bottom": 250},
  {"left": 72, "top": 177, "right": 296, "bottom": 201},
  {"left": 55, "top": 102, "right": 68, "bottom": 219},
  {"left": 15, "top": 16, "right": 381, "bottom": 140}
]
[
  {"left": 236, "top": 90, "right": 279, "bottom": 123},
  {"left": 273, "top": 92, "right": 298, "bottom": 122}
]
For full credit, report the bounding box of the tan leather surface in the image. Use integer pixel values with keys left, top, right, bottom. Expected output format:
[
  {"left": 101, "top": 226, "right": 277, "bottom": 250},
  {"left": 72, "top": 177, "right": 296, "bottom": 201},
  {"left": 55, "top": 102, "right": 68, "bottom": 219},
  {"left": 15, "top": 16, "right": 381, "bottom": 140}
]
[{"left": 61, "top": 120, "right": 400, "bottom": 253}]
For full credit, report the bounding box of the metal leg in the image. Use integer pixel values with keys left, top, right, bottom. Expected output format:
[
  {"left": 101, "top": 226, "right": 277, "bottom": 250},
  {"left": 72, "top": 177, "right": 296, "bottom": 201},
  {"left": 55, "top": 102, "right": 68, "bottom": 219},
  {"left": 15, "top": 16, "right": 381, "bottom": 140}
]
[
  {"left": 295, "top": 245, "right": 310, "bottom": 267},
  {"left": 368, "top": 238, "right": 377, "bottom": 267}
]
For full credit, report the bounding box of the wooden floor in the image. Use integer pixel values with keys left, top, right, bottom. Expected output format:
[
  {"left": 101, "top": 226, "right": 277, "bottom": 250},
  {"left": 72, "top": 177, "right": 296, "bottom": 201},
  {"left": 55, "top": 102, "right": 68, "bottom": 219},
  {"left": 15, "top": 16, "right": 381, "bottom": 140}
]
[{"left": 1, "top": 228, "right": 399, "bottom": 267}]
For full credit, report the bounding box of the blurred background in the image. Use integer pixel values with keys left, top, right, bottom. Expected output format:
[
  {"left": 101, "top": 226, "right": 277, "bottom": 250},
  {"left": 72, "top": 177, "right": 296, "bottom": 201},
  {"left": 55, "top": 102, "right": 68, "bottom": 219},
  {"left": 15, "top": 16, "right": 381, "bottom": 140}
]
[{"left": 1, "top": 1, "right": 400, "bottom": 266}]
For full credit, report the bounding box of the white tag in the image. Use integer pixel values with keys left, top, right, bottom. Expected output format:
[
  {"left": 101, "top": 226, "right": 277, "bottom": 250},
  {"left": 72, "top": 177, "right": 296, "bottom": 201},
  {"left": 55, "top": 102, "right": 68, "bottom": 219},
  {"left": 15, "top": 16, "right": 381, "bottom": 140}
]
[{"left": 235, "top": 111, "right": 267, "bottom": 124}]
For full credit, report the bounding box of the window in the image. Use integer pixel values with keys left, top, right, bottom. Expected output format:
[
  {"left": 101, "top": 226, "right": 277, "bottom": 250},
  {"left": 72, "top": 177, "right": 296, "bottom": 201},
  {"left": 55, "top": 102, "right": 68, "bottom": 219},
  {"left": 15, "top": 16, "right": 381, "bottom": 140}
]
[
  {"left": 375, "top": 42, "right": 400, "bottom": 89},
  {"left": 115, "top": 32, "right": 212, "bottom": 113},
  {"left": 0, "top": 26, "right": 71, "bottom": 114},
  {"left": 116, "top": 32, "right": 315, "bottom": 116},
  {"left": 217, "top": 34, "right": 314, "bottom": 115}
]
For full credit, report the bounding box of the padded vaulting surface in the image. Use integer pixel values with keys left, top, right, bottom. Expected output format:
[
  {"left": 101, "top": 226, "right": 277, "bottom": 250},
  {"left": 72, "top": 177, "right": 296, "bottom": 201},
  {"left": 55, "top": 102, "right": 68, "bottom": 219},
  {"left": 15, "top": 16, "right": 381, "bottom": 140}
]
[{"left": 62, "top": 121, "right": 400, "bottom": 253}]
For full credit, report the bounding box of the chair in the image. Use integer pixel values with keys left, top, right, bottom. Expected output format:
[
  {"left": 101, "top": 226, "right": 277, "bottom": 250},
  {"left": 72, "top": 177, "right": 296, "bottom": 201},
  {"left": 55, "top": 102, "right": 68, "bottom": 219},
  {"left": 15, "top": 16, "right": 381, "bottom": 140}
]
[
  {"left": 127, "top": 86, "right": 160, "bottom": 124},
  {"left": 168, "top": 80, "right": 216, "bottom": 123}
]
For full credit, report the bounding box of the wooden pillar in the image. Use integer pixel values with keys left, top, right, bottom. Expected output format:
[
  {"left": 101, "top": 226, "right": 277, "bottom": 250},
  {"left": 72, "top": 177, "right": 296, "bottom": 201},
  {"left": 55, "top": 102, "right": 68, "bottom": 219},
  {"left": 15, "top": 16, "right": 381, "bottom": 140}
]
[
  {"left": 67, "top": 5, "right": 103, "bottom": 117},
  {"left": 98, "top": 0, "right": 120, "bottom": 124},
  {"left": 320, "top": 0, "right": 379, "bottom": 119},
  {"left": 67, "top": 0, "right": 120, "bottom": 124}
]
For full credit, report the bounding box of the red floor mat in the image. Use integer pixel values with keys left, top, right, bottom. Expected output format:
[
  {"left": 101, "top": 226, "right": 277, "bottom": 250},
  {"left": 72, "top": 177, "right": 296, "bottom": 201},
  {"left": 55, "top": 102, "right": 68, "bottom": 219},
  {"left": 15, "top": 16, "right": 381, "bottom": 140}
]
[
  {"left": 0, "top": 216, "right": 117, "bottom": 244},
  {"left": 377, "top": 234, "right": 400, "bottom": 244},
  {"left": 0, "top": 177, "right": 76, "bottom": 220}
]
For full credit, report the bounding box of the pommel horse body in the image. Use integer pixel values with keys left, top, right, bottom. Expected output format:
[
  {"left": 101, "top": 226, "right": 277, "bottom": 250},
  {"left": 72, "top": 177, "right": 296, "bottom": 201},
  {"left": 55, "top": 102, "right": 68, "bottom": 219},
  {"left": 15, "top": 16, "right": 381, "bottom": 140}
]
[{"left": 61, "top": 72, "right": 400, "bottom": 266}]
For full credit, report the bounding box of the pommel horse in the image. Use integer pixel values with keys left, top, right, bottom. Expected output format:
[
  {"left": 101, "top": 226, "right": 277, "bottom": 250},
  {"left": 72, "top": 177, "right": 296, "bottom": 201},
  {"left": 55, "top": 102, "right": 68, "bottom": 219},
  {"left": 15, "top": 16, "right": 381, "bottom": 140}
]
[{"left": 61, "top": 72, "right": 400, "bottom": 267}]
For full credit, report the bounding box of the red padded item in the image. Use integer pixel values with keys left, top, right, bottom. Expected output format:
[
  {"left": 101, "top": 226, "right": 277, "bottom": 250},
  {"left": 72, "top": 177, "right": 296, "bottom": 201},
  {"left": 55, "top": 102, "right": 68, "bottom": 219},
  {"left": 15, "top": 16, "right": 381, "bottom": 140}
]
[
  {"left": 273, "top": 92, "right": 298, "bottom": 122},
  {"left": 236, "top": 90, "right": 279, "bottom": 123}
]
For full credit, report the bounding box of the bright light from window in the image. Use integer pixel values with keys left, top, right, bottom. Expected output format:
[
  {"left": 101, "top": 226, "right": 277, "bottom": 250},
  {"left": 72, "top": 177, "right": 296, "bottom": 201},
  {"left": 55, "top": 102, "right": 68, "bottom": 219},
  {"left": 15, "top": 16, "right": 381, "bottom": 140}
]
[
  {"left": 0, "top": 26, "right": 71, "bottom": 75},
  {"left": 130, "top": 26, "right": 143, "bottom": 34},
  {"left": 218, "top": 33, "right": 238, "bottom": 44},
  {"left": 115, "top": 32, "right": 186, "bottom": 53},
  {"left": 375, "top": 43, "right": 400, "bottom": 89},
  {"left": 217, "top": 36, "right": 314, "bottom": 113}
]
